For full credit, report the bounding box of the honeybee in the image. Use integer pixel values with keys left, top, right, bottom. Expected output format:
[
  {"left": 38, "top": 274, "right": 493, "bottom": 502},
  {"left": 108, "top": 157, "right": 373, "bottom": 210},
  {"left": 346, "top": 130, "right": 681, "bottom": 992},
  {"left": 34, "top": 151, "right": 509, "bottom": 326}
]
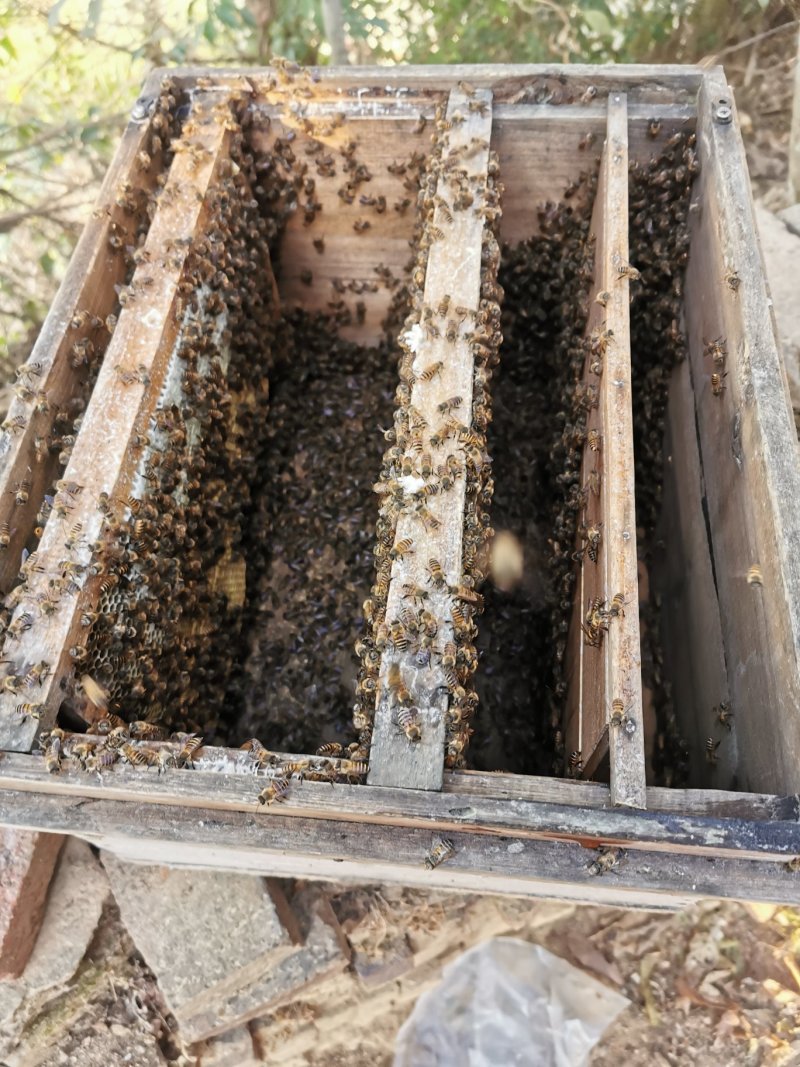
[
  {"left": 437, "top": 396, "right": 462, "bottom": 415},
  {"left": 711, "top": 372, "right": 727, "bottom": 396},
  {"left": 445, "top": 320, "right": 458, "bottom": 343},
  {"left": 15, "top": 702, "right": 45, "bottom": 720},
  {"left": 594, "top": 290, "right": 611, "bottom": 308},
  {"left": 578, "top": 131, "right": 597, "bottom": 150},
  {"left": 747, "top": 564, "right": 763, "bottom": 586},
  {"left": 7, "top": 612, "right": 34, "bottom": 639},
  {"left": 26, "top": 660, "right": 51, "bottom": 686},
  {"left": 647, "top": 117, "right": 662, "bottom": 138},
  {"left": 96, "top": 713, "right": 126, "bottom": 735},
  {"left": 587, "top": 846, "right": 623, "bottom": 876},
  {"left": 609, "top": 699, "right": 627, "bottom": 729},
  {"left": 587, "top": 429, "right": 601, "bottom": 452},
  {"left": 129, "top": 721, "right": 166, "bottom": 740},
  {"left": 41, "top": 728, "right": 65, "bottom": 774},
  {"left": 313, "top": 237, "right": 325, "bottom": 254},
  {"left": 704, "top": 336, "right": 727, "bottom": 365},
  {"left": 176, "top": 733, "right": 203, "bottom": 767},
  {"left": 390, "top": 538, "right": 415, "bottom": 561},
  {"left": 257, "top": 775, "right": 290, "bottom": 806},
  {"left": 705, "top": 736, "right": 721, "bottom": 764},
  {"left": 12, "top": 477, "right": 31, "bottom": 507},
  {"left": 567, "top": 750, "right": 584, "bottom": 777},
  {"left": 238, "top": 737, "right": 270, "bottom": 765},
  {"left": 2, "top": 414, "right": 27, "bottom": 436},
  {"left": 617, "top": 261, "right": 641, "bottom": 282},
  {"left": 316, "top": 742, "right": 343, "bottom": 757},
  {"left": 353, "top": 219, "right": 371, "bottom": 234},
  {"left": 402, "top": 582, "right": 429, "bottom": 605},
  {"left": 417, "top": 507, "right": 442, "bottom": 533},
  {"left": 120, "top": 742, "right": 151, "bottom": 767},
  {"left": 419, "top": 361, "right": 444, "bottom": 383},
  {"left": 424, "top": 837, "right": 455, "bottom": 870},
  {"left": 387, "top": 662, "right": 412, "bottom": 706},
  {"left": 714, "top": 702, "right": 734, "bottom": 731},
  {"left": 426, "top": 558, "right": 447, "bottom": 589},
  {"left": 785, "top": 856, "right": 800, "bottom": 873},
  {"left": 396, "top": 706, "right": 421, "bottom": 742},
  {"left": 608, "top": 592, "right": 625, "bottom": 617}
]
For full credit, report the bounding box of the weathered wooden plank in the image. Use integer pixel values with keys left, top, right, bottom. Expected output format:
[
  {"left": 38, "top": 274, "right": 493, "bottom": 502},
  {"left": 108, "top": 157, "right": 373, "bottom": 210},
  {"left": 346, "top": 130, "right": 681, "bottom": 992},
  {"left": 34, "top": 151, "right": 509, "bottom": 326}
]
[
  {"left": 655, "top": 359, "right": 732, "bottom": 787},
  {"left": 167, "top": 63, "right": 706, "bottom": 102},
  {"left": 0, "top": 74, "right": 166, "bottom": 597},
  {"left": 600, "top": 95, "right": 646, "bottom": 808},
  {"left": 564, "top": 94, "right": 645, "bottom": 808},
  {"left": 368, "top": 88, "right": 493, "bottom": 791},
  {"left": 685, "top": 72, "right": 800, "bottom": 794},
  {"left": 1, "top": 752, "right": 798, "bottom": 862},
  {"left": 0, "top": 92, "right": 238, "bottom": 753},
  {"left": 1, "top": 790, "right": 798, "bottom": 908}
]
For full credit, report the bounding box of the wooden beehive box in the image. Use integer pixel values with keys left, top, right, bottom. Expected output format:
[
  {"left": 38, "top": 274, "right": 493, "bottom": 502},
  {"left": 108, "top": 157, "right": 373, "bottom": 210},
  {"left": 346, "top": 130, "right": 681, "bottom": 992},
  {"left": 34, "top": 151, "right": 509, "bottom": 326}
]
[{"left": 1, "top": 63, "right": 799, "bottom": 908}]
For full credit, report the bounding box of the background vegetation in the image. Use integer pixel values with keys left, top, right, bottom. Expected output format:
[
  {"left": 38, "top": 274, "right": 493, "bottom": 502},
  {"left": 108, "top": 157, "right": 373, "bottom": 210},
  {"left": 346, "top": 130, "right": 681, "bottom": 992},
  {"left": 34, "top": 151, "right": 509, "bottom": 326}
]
[{"left": 0, "top": 0, "right": 796, "bottom": 370}]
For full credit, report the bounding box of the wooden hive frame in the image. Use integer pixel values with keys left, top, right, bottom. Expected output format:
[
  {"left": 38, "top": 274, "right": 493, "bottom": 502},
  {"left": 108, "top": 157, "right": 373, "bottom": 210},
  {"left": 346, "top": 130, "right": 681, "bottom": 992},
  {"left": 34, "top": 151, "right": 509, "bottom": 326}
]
[{"left": 1, "top": 64, "right": 800, "bottom": 909}]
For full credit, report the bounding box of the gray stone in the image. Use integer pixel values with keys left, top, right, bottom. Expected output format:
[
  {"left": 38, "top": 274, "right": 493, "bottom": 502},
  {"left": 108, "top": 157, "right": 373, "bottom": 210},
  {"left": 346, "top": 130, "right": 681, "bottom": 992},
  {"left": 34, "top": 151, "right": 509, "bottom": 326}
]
[
  {"left": 23, "top": 838, "right": 110, "bottom": 996},
  {"left": 198, "top": 1026, "right": 260, "bottom": 1067},
  {"left": 181, "top": 886, "right": 350, "bottom": 1043},
  {"left": 101, "top": 855, "right": 300, "bottom": 1036}
]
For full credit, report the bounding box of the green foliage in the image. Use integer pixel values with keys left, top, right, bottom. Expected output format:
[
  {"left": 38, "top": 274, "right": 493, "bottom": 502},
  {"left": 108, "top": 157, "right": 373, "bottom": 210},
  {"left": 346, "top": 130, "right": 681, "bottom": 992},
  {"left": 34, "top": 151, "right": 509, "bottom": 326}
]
[{"left": 0, "top": 0, "right": 787, "bottom": 368}]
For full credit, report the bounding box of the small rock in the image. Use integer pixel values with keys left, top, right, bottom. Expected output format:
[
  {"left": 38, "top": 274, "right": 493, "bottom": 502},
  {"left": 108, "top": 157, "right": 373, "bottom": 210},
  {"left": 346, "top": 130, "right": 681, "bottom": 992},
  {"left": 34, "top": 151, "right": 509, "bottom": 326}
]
[{"left": 198, "top": 1025, "right": 260, "bottom": 1067}]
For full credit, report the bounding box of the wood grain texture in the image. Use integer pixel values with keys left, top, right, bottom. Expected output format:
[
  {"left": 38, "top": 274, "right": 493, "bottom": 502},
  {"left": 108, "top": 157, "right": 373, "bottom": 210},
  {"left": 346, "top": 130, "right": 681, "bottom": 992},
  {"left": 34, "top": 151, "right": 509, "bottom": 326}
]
[
  {"left": 0, "top": 93, "right": 236, "bottom": 753},
  {"left": 368, "top": 88, "right": 493, "bottom": 790},
  {"left": 656, "top": 359, "right": 732, "bottom": 788},
  {"left": 0, "top": 103, "right": 161, "bottom": 597},
  {"left": 1, "top": 789, "right": 798, "bottom": 908},
  {"left": 684, "top": 72, "right": 800, "bottom": 794},
  {"left": 1, "top": 752, "right": 798, "bottom": 862},
  {"left": 165, "top": 63, "right": 705, "bottom": 103},
  {"left": 565, "top": 94, "right": 645, "bottom": 808}
]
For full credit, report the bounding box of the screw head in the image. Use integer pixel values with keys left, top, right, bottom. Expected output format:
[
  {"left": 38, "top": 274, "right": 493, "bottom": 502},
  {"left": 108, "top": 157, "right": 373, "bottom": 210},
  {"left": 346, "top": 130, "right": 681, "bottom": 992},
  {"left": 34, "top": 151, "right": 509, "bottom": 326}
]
[
  {"left": 131, "top": 96, "right": 155, "bottom": 123},
  {"left": 714, "top": 100, "right": 733, "bottom": 125}
]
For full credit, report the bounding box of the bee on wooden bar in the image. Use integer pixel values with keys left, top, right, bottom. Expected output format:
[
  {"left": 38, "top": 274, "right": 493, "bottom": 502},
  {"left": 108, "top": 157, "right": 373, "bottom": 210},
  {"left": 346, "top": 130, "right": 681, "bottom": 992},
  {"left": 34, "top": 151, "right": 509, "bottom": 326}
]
[
  {"left": 129, "top": 721, "right": 166, "bottom": 740},
  {"left": 7, "top": 613, "right": 34, "bottom": 639},
  {"left": 353, "top": 219, "right": 371, "bottom": 234},
  {"left": 424, "top": 837, "right": 455, "bottom": 870},
  {"left": 15, "top": 702, "right": 45, "bottom": 720},
  {"left": 747, "top": 564, "right": 763, "bottom": 586},
  {"left": 587, "top": 429, "right": 601, "bottom": 453},
  {"left": 387, "top": 662, "right": 413, "bottom": 707},
  {"left": 241, "top": 737, "right": 274, "bottom": 766},
  {"left": 390, "top": 538, "right": 415, "bottom": 561},
  {"left": 711, "top": 372, "right": 727, "bottom": 396},
  {"left": 26, "top": 661, "right": 51, "bottom": 686},
  {"left": 608, "top": 592, "right": 625, "bottom": 617},
  {"left": 419, "top": 361, "right": 444, "bottom": 383},
  {"left": 704, "top": 336, "right": 727, "bottom": 365},
  {"left": 2, "top": 414, "right": 27, "bottom": 436},
  {"left": 587, "top": 846, "right": 623, "bottom": 876},
  {"left": 257, "top": 775, "right": 290, "bottom": 806},
  {"left": 317, "top": 742, "right": 343, "bottom": 758},
  {"left": 313, "top": 237, "right": 325, "bottom": 254},
  {"left": 714, "top": 702, "right": 733, "bottom": 731},
  {"left": 396, "top": 706, "right": 421, "bottom": 743},
  {"left": 175, "top": 733, "right": 203, "bottom": 767},
  {"left": 402, "top": 582, "right": 429, "bottom": 606},
  {"left": 120, "top": 742, "right": 151, "bottom": 767},
  {"left": 12, "top": 476, "right": 31, "bottom": 507},
  {"left": 38, "top": 728, "right": 65, "bottom": 774},
  {"left": 437, "top": 396, "right": 462, "bottom": 415},
  {"left": 705, "top": 736, "right": 721, "bottom": 764},
  {"left": 785, "top": 857, "right": 800, "bottom": 873},
  {"left": 616, "top": 261, "right": 641, "bottom": 282}
]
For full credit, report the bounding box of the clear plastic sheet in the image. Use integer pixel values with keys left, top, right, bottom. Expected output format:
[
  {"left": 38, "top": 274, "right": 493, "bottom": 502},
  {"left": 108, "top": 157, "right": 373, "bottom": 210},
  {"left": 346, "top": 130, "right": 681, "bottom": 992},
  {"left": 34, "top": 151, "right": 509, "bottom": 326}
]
[{"left": 394, "top": 937, "right": 630, "bottom": 1067}]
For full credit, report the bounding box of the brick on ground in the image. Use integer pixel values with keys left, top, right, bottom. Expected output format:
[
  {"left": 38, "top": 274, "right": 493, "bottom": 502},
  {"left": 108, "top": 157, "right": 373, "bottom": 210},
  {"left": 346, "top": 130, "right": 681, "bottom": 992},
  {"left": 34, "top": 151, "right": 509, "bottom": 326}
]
[
  {"left": 100, "top": 856, "right": 304, "bottom": 1042},
  {"left": 181, "top": 884, "right": 351, "bottom": 1043},
  {"left": 0, "top": 830, "right": 64, "bottom": 980}
]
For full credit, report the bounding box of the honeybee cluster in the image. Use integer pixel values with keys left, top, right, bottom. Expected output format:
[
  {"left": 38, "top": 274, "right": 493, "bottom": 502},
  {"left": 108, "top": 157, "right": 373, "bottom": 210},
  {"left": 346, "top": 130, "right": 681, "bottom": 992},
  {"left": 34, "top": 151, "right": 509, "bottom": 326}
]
[
  {"left": 470, "top": 190, "right": 596, "bottom": 775},
  {"left": 0, "top": 79, "right": 187, "bottom": 691},
  {"left": 71, "top": 101, "right": 279, "bottom": 737},
  {"left": 353, "top": 98, "right": 502, "bottom": 768}
]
